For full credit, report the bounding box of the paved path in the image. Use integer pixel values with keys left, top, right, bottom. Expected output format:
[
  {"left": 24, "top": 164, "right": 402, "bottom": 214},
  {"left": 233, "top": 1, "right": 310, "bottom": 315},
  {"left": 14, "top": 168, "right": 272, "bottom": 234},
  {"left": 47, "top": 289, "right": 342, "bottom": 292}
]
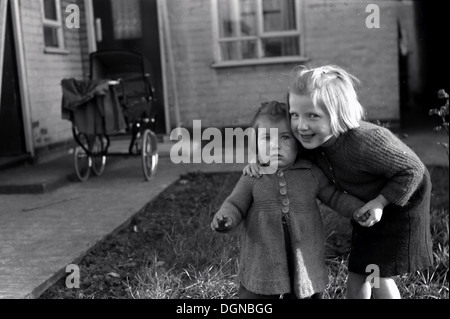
[
  {"left": 0, "top": 142, "right": 245, "bottom": 299},
  {"left": 0, "top": 127, "right": 447, "bottom": 299}
]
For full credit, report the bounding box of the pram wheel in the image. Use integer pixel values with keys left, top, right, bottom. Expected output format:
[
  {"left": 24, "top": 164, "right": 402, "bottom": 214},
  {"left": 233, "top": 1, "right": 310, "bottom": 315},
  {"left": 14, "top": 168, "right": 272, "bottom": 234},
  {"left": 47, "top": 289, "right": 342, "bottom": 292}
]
[
  {"left": 91, "top": 135, "right": 106, "bottom": 176},
  {"left": 141, "top": 129, "right": 158, "bottom": 181},
  {"left": 74, "top": 146, "right": 92, "bottom": 182}
]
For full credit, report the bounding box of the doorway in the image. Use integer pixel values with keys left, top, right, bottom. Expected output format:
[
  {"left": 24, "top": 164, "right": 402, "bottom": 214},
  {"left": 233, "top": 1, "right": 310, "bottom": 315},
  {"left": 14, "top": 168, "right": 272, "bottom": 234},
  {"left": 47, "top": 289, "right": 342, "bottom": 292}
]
[
  {"left": 92, "top": 0, "right": 166, "bottom": 134},
  {"left": 399, "top": 1, "right": 450, "bottom": 129},
  {"left": 0, "top": 0, "right": 26, "bottom": 157}
]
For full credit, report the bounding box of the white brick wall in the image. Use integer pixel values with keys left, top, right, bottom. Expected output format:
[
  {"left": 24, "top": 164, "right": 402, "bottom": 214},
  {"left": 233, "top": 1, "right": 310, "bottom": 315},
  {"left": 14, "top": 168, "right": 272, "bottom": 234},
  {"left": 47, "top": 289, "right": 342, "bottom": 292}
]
[
  {"left": 166, "top": 0, "right": 402, "bottom": 130},
  {"left": 166, "top": 0, "right": 290, "bottom": 129},
  {"left": 16, "top": 0, "right": 404, "bottom": 156},
  {"left": 304, "top": 0, "right": 400, "bottom": 121},
  {"left": 20, "top": 0, "right": 88, "bottom": 153}
]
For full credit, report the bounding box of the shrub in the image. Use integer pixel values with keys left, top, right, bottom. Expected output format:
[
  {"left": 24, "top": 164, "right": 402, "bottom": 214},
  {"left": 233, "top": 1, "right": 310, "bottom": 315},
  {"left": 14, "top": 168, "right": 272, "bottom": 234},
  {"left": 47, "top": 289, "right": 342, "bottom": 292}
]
[{"left": 429, "top": 89, "right": 449, "bottom": 158}]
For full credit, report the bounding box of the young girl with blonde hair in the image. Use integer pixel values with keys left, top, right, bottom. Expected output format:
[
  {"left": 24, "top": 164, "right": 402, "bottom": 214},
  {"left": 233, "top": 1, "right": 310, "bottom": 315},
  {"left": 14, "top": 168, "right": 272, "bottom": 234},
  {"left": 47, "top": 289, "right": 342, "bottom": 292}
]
[{"left": 244, "top": 65, "right": 433, "bottom": 299}]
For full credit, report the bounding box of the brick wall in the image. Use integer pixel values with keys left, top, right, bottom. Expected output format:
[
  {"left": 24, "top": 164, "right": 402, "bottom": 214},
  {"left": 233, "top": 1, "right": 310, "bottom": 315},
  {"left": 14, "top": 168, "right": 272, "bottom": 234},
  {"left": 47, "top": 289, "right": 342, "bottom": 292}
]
[
  {"left": 166, "top": 0, "right": 402, "bottom": 130},
  {"left": 303, "top": 0, "right": 400, "bottom": 122},
  {"left": 166, "top": 0, "right": 292, "bottom": 130},
  {"left": 19, "top": 0, "right": 88, "bottom": 154},
  {"left": 16, "top": 0, "right": 403, "bottom": 155}
]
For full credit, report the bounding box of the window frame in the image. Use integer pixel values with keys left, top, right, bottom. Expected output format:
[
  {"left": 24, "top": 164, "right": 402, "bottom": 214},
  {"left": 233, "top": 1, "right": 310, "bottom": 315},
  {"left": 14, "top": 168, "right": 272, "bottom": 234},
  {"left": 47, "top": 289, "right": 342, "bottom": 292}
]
[
  {"left": 211, "top": 0, "right": 307, "bottom": 68},
  {"left": 40, "top": 0, "right": 66, "bottom": 53}
]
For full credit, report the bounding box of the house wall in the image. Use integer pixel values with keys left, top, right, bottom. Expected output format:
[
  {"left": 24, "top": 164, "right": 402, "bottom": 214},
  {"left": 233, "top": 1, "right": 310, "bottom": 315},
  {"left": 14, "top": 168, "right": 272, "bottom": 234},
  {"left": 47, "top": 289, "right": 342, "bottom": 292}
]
[
  {"left": 15, "top": 0, "right": 404, "bottom": 157},
  {"left": 19, "top": 0, "right": 89, "bottom": 156},
  {"left": 303, "top": 0, "right": 400, "bottom": 122},
  {"left": 166, "top": 0, "right": 402, "bottom": 130}
]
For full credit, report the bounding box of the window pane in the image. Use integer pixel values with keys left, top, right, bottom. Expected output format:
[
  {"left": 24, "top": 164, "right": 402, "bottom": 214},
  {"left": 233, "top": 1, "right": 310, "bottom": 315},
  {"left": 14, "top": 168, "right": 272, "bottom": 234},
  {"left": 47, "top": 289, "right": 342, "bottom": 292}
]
[
  {"left": 111, "top": 0, "right": 142, "bottom": 40},
  {"left": 239, "top": 0, "right": 257, "bottom": 36},
  {"left": 218, "top": 0, "right": 236, "bottom": 37},
  {"left": 262, "top": 37, "right": 299, "bottom": 57},
  {"left": 220, "top": 40, "right": 258, "bottom": 61},
  {"left": 218, "top": 0, "right": 257, "bottom": 38},
  {"left": 43, "top": 26, "right": 59, "bottom": 47},
  {"left": 43, "top": 0, "right": 58, "bottom": 21},
  {"left": 263, "top": 0, "right": 296, "bottom": 32}
]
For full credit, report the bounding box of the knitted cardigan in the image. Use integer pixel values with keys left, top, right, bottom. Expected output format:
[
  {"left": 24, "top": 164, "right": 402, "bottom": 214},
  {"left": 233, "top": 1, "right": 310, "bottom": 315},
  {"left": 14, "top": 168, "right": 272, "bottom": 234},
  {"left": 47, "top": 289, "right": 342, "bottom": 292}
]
[
  {"left": 312, "top": 121, "right": 426, "bottom": 206},
  {"left": 309, "top": 121, "right": 433, "bottom": 275},
  {"left": 217, "top": 158, "right": 365, "bottom": 298}
]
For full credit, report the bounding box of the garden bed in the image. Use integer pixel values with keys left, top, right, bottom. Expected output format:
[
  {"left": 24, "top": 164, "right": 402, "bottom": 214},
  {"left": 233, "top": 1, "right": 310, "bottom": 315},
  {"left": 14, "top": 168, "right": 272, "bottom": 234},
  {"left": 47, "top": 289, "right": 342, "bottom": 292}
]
[{"left": 40, "top": 166, "right": 449, "bottom": 299}]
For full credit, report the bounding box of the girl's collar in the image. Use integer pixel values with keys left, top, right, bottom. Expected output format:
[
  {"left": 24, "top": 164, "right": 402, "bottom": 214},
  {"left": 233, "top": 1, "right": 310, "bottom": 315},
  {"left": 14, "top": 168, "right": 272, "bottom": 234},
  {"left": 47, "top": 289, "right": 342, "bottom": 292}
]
[
  {"left": 322, "top": 134, "right": 339, "bottom": 148},
  {"left": 319, "top": 133, "right": 343, "bottom": 154},
  {"left": 257, "top": 157, "right": 312, "bottom": 173},
  {"left": 282, "top": 158, "right": 312, "bottom": 170},
  {"left": 319, "top": 123, "right": 363, "bottom": 153}
]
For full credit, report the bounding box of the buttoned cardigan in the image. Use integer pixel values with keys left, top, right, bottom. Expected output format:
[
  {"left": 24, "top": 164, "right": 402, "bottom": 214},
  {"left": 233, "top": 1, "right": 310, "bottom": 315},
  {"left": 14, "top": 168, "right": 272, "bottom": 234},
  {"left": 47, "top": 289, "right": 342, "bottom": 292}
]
[{"left": 217, "top": 158, "right": 365, "bottom": 298}]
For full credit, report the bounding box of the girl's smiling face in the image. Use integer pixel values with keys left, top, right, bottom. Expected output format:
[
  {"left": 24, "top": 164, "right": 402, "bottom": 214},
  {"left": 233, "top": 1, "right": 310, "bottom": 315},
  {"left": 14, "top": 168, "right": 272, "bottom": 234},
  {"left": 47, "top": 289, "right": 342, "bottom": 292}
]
[{"left": 289, "top": 94, "right": 334, "bottom": 149}]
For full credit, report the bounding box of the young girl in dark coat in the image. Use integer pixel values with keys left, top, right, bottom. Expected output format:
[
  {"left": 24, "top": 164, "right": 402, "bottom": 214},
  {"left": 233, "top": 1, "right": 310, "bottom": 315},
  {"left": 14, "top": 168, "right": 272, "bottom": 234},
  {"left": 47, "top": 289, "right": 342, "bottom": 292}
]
[
  {"left": 212, "top": 101, "right": 365, "bottom": 299},
  {"left": 244, "top": 65, "right": 433, "bottom": 299}
]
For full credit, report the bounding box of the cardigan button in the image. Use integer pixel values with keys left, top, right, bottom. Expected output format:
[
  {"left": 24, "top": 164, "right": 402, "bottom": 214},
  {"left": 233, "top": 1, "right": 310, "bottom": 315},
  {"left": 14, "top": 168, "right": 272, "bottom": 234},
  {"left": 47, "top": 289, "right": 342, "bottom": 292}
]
[
  {"left": 282, "top": 207, "right": 289, "bottom": 214},
  {"left": 279, "top": 180, "right": 286, "bottom": 187},
  {"left": 280, "top": 188, "right": 287, "bottom": 195},
  {"left": 277, "top": 171, "right": 284, "bottom": 177},
  {"left": 282, "top": 199, "right": 290, "bottom": 206}
]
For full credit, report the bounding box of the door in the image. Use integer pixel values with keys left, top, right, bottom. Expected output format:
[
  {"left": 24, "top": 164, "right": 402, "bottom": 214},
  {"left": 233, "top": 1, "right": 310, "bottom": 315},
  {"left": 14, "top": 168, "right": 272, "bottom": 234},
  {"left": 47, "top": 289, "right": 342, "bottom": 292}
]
[
  {"left": 92, "top": 0, "right": 166, "bottom": 134},
  {"left": 0, "top": 0, "right": 26, "bottom": 156},
  {"left": 418, "top": 1, "right": 450, "bottom": 110}
]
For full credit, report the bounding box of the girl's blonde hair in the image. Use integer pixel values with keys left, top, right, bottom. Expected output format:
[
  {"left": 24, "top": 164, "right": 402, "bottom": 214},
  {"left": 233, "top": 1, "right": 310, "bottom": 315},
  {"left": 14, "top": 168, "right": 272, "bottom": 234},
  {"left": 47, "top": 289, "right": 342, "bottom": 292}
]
[{"left": 288, "top": 65, "right": 365, "bottom": 136}]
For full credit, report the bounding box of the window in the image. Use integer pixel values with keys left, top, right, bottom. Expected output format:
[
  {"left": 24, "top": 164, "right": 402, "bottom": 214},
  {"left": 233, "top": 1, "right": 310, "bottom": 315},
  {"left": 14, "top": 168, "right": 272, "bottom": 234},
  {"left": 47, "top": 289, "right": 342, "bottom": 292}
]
[
  {"left": 111, "top": 0, "right": 143, "bottom": 40},
  {"left": 212, "top": 0, "right": 305, "bottom": 67},
  {"left": 41, "top": 0, "right": 65, "bottom": 51}
]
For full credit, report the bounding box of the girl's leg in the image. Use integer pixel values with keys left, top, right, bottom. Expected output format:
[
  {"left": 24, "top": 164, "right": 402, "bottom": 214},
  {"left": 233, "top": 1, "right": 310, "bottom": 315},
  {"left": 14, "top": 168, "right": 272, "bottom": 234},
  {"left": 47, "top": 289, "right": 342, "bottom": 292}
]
[
  {"left": 372, "top": 277, "right": 401, "bottom": 299},
  {"left": 346, "top": 271, "right": 372, "bottom": 299}
]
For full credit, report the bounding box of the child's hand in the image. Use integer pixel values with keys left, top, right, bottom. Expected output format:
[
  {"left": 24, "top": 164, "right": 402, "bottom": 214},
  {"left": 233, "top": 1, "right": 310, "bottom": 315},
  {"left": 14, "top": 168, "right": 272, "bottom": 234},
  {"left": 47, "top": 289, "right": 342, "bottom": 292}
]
[
  {"left": 353, "top": 208, "right": 383, "bottom": 227},
  {"left": 243, "top": 163, "right": 261, "bottom": 178},
  {"left": 211, "top": 213, "right": 234, "bottom": 233},
  {"left": 353, "top": 195, "right": 388, "bottom": 227}
]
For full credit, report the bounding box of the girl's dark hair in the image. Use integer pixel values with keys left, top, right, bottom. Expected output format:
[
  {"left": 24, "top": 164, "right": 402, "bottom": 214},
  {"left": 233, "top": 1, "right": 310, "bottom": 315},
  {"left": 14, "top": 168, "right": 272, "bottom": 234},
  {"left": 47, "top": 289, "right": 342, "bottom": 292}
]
[
  {"left": 250, "top": 101, "right": 289, "bottom": 130},
  {"left": 249, "top": 101, "right": 302, "bottom": 158}
]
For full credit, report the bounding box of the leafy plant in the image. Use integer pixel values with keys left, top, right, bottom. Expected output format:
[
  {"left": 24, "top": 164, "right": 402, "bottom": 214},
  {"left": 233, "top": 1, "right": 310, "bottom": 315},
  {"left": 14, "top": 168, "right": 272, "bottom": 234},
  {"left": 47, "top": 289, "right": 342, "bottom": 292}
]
[{"left": 429, "top": 89, "right": 449, "bottom": 157}]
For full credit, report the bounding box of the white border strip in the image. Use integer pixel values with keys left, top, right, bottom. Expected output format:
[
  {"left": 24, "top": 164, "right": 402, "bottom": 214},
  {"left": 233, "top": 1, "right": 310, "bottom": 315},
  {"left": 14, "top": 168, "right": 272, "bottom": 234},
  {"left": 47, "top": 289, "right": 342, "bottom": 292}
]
[
  {"left": 84, "top": 0, "right": 96, "bottom": 53},
  {"left": 157, "top": 0, "right": 171, "bottom": 135},
  {"left": 11, "top": 0, "right": 34, "bottom": 156},
  {"left": 160, "top": 0, "right": 181, "bottom": 131},
  {"left": 0, "top": 0, "right": 8, "bottom": 110}
]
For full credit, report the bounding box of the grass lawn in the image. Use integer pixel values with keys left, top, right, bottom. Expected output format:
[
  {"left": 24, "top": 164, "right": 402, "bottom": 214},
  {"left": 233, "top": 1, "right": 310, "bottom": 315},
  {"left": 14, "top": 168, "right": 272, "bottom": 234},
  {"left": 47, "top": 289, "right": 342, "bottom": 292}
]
[{"left": 40, "top": 166, "right": 449, "bottom": 299}]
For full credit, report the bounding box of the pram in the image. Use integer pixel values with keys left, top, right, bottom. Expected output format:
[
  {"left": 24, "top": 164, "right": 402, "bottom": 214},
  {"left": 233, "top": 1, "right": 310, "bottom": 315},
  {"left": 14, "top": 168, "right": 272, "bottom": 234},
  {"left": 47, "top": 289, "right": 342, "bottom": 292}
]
[{"left": 61, "top": 50, "right": 159, "bottom": 182}]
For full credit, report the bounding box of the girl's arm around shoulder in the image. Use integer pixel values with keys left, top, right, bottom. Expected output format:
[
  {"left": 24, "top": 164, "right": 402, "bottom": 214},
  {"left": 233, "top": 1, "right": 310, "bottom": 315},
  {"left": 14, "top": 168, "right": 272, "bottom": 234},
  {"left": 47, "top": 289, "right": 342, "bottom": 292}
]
[
  {"left": 353, "top": 124, "right": 426, "bottom": 206},
  {"left": 310, "top": 164, "right": 365, "bottom": 219}
]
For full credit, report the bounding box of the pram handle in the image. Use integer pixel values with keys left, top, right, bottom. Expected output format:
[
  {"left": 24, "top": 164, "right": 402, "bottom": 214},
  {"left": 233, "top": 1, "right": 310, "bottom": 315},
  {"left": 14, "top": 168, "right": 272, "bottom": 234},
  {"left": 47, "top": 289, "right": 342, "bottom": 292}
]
[{"left": 108, "top": 80, "right": 121, "bottom": 86}]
